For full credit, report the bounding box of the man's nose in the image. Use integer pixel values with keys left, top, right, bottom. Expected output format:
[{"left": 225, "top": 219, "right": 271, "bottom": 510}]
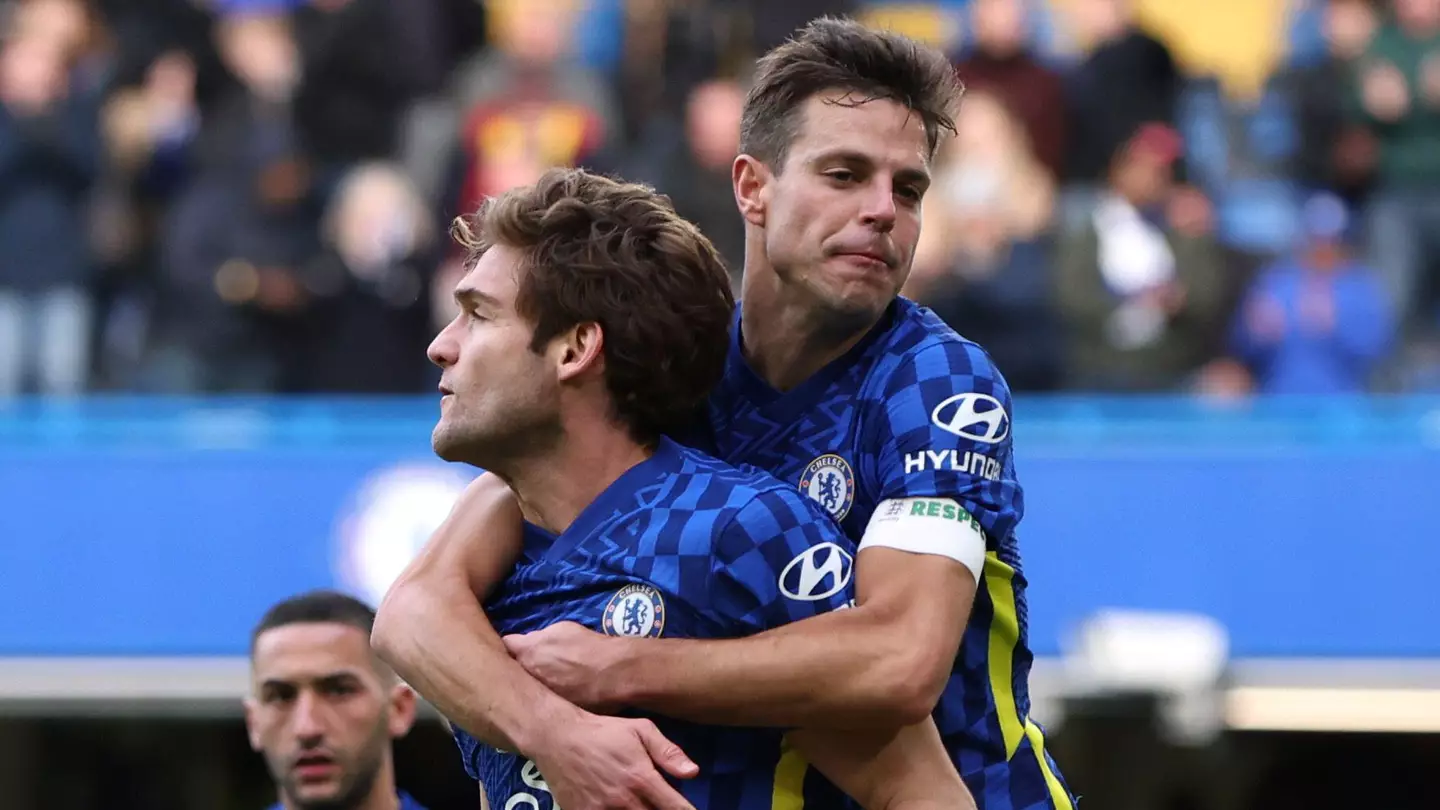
[
  {"left": 857, "top": 180, "right": 898, "bottom": 232},
  {"left": 428, "top": 322, "right": 458, "bottom": 369}
]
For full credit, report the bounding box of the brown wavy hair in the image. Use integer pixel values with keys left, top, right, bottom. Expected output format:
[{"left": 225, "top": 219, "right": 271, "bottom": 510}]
[
  {"left": 451, "top": 168, "right": 734, "bottom": 444},
  {"left": 740, "top": 16, "right": 964, "bottom": 169}
]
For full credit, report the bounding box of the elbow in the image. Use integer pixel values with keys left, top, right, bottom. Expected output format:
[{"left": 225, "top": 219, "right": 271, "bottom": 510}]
[
  {"left": 371, "top": 571, "right": 427, "bottom": 670},
  {"left": 869, "top": 644, "right": 951, "bottom": 727}
]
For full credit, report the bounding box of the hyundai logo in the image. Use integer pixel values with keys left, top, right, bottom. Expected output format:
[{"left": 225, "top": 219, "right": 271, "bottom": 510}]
[
  {"left": 930, "top": 393, "right": 1010, "bottom": 444},
  {"left": 779, "top": 543, "right": 855, "bottom": 601}
]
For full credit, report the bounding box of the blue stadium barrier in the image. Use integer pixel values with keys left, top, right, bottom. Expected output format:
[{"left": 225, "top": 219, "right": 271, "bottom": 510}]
[{"left": 2, "top": 396, "right": 1437, "bottom": 659}]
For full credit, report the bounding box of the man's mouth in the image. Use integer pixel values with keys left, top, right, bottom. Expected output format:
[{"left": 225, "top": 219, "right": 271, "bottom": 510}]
[
  {"left": 292, "top": 753, "right": 338, "bottom": 781},
  {"left": 836, "top": 250, "right": 892, "bottom": 270}
]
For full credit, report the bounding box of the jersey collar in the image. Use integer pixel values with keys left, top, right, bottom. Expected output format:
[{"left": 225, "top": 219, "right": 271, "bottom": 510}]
[{"left": 543, "top": 436, "right": 685, "bottom": 562}]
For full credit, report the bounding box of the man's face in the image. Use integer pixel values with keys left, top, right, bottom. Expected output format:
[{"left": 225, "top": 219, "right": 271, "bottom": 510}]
[
  {"left": 1114, "top": 151, "right": 1173, "bottom": 209},
  {"left": 973, "top": 0, "right": 1026, "bottom": 57},
  {"left": 244, "top": 623, "right": 414, "bottom": 810},
  {"left": 428, "top": 244, "right": 561, "bottom": 466},
  {"left": 743, "top": 92, "right": 932, "bottom": 330}
]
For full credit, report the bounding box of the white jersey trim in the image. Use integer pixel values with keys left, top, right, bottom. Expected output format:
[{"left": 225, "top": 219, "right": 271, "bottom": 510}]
[{"left": 860, "top": 497, "right": 986, "bottom": 584}]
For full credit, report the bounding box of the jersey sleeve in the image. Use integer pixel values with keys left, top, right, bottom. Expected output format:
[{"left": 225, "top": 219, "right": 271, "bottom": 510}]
[
  {"left": 707, "top": 488, "right": 856, "bottom": 635},
  {"left": 862, "top": 339, "right": 1024, "bottom": 546}
]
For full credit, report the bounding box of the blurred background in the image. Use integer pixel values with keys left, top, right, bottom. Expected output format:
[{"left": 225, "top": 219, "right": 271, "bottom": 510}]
[{"left": 1, "top": 0, "right": 1438, "bottom": 807}]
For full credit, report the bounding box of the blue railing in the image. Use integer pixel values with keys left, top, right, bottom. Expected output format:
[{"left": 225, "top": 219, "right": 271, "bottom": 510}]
[
  {"left": 2, "top": 396, "right": 1438, "bottom": 659},
  {"left": 2, "top": 394, "right": 1436, "bottom": 449}
]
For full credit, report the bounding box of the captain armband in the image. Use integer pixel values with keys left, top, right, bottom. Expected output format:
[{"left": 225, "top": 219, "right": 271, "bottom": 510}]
[{"left": 859, "top": 497, "right": 986, "bottom": 584}]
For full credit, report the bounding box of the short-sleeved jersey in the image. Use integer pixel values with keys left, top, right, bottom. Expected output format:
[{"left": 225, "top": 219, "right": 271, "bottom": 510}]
[
  {"left": 452, "top": 437, "right": 857, "bottom": 810},
  {"left": 701, "top": 298, "right": 1075, "bottom": 810}
]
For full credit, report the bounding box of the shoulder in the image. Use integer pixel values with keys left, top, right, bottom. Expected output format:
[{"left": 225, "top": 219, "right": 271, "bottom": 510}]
[
  {"left": 868, "top": 301, "right": 1012, "bottom": 413},
  {"left": 674, "top": 445, "right": 832, "bottom": 534}
]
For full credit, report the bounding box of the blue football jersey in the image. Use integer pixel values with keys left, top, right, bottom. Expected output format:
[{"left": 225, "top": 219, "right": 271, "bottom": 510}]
[
  {"left": 704, "top": 298, "right": 1075, "bottom": 810},
  {"left": 452, "top": 437, "right": 857, "bottom": 810}
]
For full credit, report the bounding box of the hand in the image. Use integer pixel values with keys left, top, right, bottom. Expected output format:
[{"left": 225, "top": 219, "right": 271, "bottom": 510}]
[
  {"left": 529, "top": 710, "right": 699, "bottom": 810},
  {"left": 505, "top": 621, "right": 630, "bottom": 711}
]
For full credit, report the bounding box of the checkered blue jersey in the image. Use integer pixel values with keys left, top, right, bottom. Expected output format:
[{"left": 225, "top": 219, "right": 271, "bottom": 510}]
[
  {"left": 452, "top": 437, "right": 857, "bottom": 810},
  {"left": 698, "top": 298, "right": 1075, "bottom": 810}
]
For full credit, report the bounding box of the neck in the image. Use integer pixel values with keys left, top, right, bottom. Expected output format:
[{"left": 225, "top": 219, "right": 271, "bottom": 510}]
[
  {"left": 739, "top": 252, "right": 879, "bottom": 392},
  {"left": 494, "top": 420, "right": 653, "bottom": 534}
]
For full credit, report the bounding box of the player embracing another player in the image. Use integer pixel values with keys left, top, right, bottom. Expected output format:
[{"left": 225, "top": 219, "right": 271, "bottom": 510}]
[
  {"left": 409, "top": 167, "right": 969, "bottom": 809},
  {"left": 375, "top": 15, "right": 1076, "bottom": 810}
]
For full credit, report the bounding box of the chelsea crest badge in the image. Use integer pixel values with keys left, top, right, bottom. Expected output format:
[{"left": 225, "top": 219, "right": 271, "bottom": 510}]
[
  {"left": 799, "top": 453, "right": 855, "bottom": 520},
  {"left": 602, "top": 584, "right": 666, "bottom": 638}
]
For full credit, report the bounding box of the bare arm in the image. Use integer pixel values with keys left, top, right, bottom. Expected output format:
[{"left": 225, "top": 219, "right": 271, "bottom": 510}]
[
  {"left": 790, "top": 720, "right": 975, "bottom": 810},
  {"left": 605, "top": 547, "right": 974, "bottom": 728},
  {"left": 372, "top": 474, "right": 700, "bottom": 810},
  {"left": 371, "top": 473, "right": 567, "bottom": 751}
]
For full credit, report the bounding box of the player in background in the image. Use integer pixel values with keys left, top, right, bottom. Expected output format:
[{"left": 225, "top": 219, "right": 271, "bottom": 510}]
[
  {"left": 246, "top": 590, "right": 427, "bottom": 810},
  {"left": 417, "top": 167, "right": 971, "bottom": 810},
  {"left": 376, "top": 16, "right": 1075, "bottom": 810}
]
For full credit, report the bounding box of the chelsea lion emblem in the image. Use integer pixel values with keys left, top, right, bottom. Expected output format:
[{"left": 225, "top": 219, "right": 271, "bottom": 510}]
[
  {"left": 602, "top": 584, "right": 666, "bottom": 638},
  {"left": 799, "top": 454, "right": 855, "bottom": 520}
]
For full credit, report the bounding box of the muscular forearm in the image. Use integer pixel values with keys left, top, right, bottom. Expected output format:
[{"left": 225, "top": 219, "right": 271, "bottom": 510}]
[
  {"left": 612, "top": 606, "right": 933, "bottom": 729},
  {"left": 606, "top": 548, "right": 970, "bottom": 730},
  {"left": 373, "top": 574, "right": 579, "bottom": 753},
  {"left": 790, "top": 721, "right": 974, "bottom": 810}
]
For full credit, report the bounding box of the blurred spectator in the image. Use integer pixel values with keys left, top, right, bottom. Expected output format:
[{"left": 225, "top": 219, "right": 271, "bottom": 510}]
[
  {"left": 1229, "top": 193, "right": 1393, "bottom": 394},
  {"left": 954, "top": 0, "right": 1068, "bottom": 180},
  {"left": 290, "top": 0, "right": 438, "bottom": 177},
  {"left": 145, "top": 12, "right": 321, "bottom": 392},
  {"left": 612, "top": 0, "right": 748, "bottom": 146},
  {"left": 436, "top": 0, "right": 617, "bottom": 211},
  {"left": 1349, "top": 0, "right": 1440, "bottom": 337},
  {"left": 293, "top": 162, "right": 439, "bottom": 393},
  {"left": 908, "top": 89, "right": 1061, "bottom": 391},
  {"left": 1282, "top": 0, "right": 1379, "bottom": 205},
  {"left": 98, "top": 0, "right": 229, "bottom": 108},
  {"left": 0, "top": 0, "right": 104, "bottom": 396},
  {"left": 630, "top": 77, "right": 746, "bottom": 285},
  {"left": 1061, "top": 0, "right": 1182, "bottom": 224},
  {"left": 743, "top": 0, "right": 859, "bottom": 55},
  {"left": 94, "top": 47, "right": 202, "bottom": 386},
  {"left": 415, "top": 0, "right": 618, "bottom": 321},
  {"left": 1056, "top": 124, "right": 1227, "bottom": 391}
]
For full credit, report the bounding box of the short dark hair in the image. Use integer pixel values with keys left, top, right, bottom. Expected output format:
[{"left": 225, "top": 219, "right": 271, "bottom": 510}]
[
  {"left": 739, "top": 16, "right": 963, "bottom": 169},
  {"left": 250, "top": 590, "right": 376, "bottom": 655},
  {"left": 452, "top": 168, "right": 735, "bottom": 444}
]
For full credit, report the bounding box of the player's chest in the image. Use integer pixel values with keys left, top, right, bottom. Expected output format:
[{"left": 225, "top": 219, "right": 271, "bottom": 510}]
[
  {"left": 485, "top": 560, "right": 683, "bottom": 641},
  {"left": 712, "top": 402, "right": 873, "bottom": 532}
]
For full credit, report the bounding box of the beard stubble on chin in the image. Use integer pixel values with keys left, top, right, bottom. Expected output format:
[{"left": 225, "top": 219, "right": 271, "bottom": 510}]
[
  {"left": 433, "top": 408, "right": 563, "bottom": 471},
  {"left": 280, "top": 717, "right": 390, "bottom": 810}
]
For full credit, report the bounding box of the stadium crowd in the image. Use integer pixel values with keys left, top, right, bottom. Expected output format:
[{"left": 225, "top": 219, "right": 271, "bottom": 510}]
[{"left": 0, "top": 0, "right": 1436, "bottom": 398}]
